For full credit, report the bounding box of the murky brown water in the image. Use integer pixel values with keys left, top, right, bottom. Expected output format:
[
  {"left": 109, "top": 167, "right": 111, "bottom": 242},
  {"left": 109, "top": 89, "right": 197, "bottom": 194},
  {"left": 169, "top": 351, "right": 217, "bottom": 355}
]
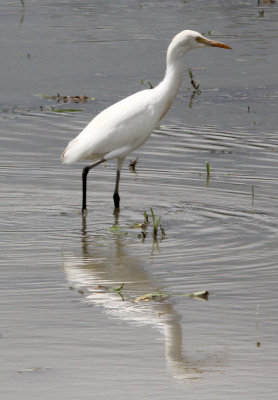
[{"left": 1, "top": 1, "right": 278, "bottom": 399}]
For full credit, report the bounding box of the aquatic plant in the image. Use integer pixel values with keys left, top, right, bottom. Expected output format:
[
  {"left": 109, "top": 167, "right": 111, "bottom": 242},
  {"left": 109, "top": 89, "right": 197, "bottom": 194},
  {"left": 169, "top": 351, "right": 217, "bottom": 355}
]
[
  {"left": 188, "top": 69, "right": 201, "bottom": 107},
  {"left": 134, "top": 289, "right": 209, "bottom": 303},
  {"left": 129, "top": 157, "right": 139, "bottom": 171},
  {"left": 206, "top": 161, "right": 210, "bottom": 186},
  {"left": 189, "top": 69, "right": 201, "bottom": 93},
  {"left": 206, "top": 160, "right": 210, "bottom": 178},
  {"left": 150, "top": 207, "right": 161, "bottom": 238}
]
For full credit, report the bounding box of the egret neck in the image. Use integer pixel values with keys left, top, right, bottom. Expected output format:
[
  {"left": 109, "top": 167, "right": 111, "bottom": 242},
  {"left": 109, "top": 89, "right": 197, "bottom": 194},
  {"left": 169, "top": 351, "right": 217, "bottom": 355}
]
[{"left": 155, "top": 48, "right": 185, "bottom": 121}]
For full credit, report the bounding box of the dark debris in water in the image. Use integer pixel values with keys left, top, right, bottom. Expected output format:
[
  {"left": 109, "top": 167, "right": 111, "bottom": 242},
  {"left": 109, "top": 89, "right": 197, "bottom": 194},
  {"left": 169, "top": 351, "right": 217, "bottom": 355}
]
[
  {"left": 36, "top": 93, "right": 95, "bottom": 103},
  {"left": 129, "top": 157, "right": 139, "bottom": 172},
  {"left": 258, "top": 0, "right": 276, "bottom": 4},
  {"left": 69, "top": 282, "right": 209, "bottom": 304},
  {"left": 134, "top": 292, "right": 169, "bottom": 302},
  {"left": 187, "top": 69, "right": 201, "bottom": 108},
  {"left": 134, "top": 290, "right": 209, "bottom": 303},
  {"left": 189, "top": 290, "right": 209, "bottom": 300},
  {"left": 48, "top": 107, "right": 82, "bottom": 113},
  {"left": 140, "top": 80, "right": 154, "bottom": 89}
]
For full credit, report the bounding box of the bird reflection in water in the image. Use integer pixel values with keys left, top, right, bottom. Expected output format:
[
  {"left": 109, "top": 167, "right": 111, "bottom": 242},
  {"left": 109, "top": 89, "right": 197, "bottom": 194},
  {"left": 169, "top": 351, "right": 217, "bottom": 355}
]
[{"left": 62, "top": 215, "right": 222, "bottom": 381}]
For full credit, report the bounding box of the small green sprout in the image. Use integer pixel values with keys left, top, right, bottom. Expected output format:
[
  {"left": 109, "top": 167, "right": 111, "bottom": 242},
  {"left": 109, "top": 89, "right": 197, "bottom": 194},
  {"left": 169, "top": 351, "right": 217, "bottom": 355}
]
[
  {"left": 112, "top": 283, "right": 125, "bottom": 301},
  {"left": 150, "top": 207, "right": 161, "bottom": 238},
  {"left": 48, "top": 107, "right": 82, "bottom": 113},
  {"left": 206, "top": 160, "right": 210, "bottom": 178},
  {"left": 143, "top": 211, "right": 149, "bottom": 224}
]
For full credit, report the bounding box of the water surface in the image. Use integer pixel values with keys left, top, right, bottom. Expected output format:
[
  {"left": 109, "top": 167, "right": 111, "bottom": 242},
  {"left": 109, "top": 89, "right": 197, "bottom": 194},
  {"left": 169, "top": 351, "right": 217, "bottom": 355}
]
[{"left": 1, "top": 1, "right": 278, "bottom": 399}]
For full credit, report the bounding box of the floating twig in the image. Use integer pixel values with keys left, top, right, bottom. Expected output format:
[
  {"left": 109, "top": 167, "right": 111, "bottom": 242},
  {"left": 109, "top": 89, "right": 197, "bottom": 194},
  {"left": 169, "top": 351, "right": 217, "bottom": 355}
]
[
  {"left": 140, "top": 80, "right": 154, "bottom": 89},
  {"left": 134, "top": 289, "right": 209, "bottom": 303},
  {"left": 189, "top": 69, "right": 201, "bottom": 94},
  {"left": 129, "top": 157, "right": 139, "bottom": 171},
  {"left": 256, "top": 305, "right": 261, "bottom": 347},
  {"left": 36, "top": 94, "right": 94, "bottom": 103},
  {"left": 48, "top": 107, "right": 82, "bottom": 113},
  {"left": 134, "top": 292, "right": 169, "bottom": 302},
  {"left": 188, "top": 69, "right": 201, "bottom": 108}
]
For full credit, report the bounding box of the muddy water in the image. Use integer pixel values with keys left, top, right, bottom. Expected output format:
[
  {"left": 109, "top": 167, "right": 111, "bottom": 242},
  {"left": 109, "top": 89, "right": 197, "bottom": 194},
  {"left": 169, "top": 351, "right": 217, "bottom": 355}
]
[{"left": 1, "top": 1, "right": 278, "bottom": 399}]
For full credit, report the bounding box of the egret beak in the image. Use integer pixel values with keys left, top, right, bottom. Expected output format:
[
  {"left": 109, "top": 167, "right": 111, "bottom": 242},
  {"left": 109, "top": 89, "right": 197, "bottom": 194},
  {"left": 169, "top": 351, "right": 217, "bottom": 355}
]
[{"left": 198, "top": 36, "right": 232, "bottom": 49}]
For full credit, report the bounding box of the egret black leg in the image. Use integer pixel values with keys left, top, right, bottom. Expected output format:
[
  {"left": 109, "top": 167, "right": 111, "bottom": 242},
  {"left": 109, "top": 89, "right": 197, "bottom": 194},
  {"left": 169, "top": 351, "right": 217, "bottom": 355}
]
[
  {"left": 113, "top": 170, "right": 121, "bottom": 209},
  {"left": 82, "top": 158, "right": 105, "bottom": 216},
  {"left": 82, "top": 166, "right": 89, "bottom": 215}
]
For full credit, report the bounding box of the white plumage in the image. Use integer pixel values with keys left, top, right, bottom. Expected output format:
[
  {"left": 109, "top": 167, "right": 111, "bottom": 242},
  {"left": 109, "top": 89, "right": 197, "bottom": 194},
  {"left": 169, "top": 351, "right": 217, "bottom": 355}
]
[
  {"left": 61, "top": 30, "right": 231, "bottom": 214},
  {"left": 62, "top": 89, "right": 162, "bottom": 164}
]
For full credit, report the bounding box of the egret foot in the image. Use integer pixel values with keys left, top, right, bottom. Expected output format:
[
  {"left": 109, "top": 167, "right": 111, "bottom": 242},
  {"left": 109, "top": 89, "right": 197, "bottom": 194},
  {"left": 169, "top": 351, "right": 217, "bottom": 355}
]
[{"left": 113, "top": 192, "right": 120, "bottom": 209}]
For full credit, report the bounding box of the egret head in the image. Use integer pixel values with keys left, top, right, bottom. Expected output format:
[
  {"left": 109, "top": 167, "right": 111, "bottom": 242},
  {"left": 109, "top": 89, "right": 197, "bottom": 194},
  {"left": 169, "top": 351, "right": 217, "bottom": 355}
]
[{"left": 167, "top": 30, "right": 231, "bottom": 64}]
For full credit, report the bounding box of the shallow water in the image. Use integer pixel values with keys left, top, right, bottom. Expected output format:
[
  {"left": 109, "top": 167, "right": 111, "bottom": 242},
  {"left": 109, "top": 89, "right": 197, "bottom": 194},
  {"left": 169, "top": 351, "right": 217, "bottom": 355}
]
[{"left": 1, "top": 1, "right": 278, "bottom": 399}]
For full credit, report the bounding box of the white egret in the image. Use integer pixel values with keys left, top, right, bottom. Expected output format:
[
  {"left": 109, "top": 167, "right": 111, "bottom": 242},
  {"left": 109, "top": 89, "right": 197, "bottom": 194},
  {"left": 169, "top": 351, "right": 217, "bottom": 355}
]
[{"left": 61, "top": 30, "right": 231, "bottom": 215}]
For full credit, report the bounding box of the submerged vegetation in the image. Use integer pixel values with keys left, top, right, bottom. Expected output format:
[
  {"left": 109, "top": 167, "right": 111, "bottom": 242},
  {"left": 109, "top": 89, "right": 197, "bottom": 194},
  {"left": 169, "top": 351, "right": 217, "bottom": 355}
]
[
  {"left": 108, "top": 208, "right": 165, "bottom": 242},
  {"left": 206, "top": 160, "right": 211, "bottom": 185},
  {"left": 48, "top": 107, "right": 82, "bottom": 113},
  {"left": 189, "top": 69, "right": 201, "bottom": 94},
  {"left": 143, "top": 208, "right": 166, "bottom": 241},
  {"left": 129, "top": 157, "right": 139, "bottom": 172},
  {"left": 35, "top": 93, "right": 95, "bottom": 113},
  {"left": 70, "top": 283, "right": 209, "bottom": 304},
  {"left": 188, "top": 69, "right": 201, "bottom": 107},
  {"left": 149, "top": 207, "right": 161, "bottom": 238},
  {"left": 140, "top": 80, "right": 154, "bottom": 89},
  {"left": 36, "top": 93, "right": 94, "bottom": 103},
  {"left": 134, "top": 290, "right": 209, "bottom": 302}
]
